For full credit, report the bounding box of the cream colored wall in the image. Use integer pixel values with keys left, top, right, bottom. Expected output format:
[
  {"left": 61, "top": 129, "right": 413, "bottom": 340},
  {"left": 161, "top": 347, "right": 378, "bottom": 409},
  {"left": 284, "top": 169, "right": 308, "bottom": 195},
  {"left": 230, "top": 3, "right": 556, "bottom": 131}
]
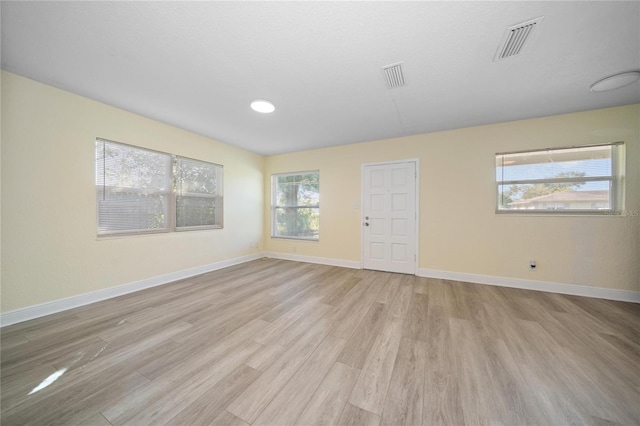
[
  {"left": 2, "top": 70, "right": 637, "bottom": 315},
  {"left": 1, "top": 71, "right": 264, "bottom": 313},
  {"left": 264, "top": 104, "right": 639, "bottom": 292}
]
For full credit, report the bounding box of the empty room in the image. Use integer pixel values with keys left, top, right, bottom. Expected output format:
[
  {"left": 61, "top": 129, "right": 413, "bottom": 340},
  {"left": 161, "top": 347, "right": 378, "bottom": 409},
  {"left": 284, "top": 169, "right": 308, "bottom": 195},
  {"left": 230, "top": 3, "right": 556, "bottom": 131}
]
[{"left": 1, "top": 1, "right": 639, "bottom": 425}]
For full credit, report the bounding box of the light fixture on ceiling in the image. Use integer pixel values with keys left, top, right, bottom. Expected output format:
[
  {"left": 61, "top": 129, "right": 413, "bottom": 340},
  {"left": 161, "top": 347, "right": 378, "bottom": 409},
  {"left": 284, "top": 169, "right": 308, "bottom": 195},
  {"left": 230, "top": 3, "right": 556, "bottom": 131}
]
[
  {"left": 590, "top": 71, "right": 640, "bottom": 92},
  {"left": 250, "top": 99, "right": 275, "bottom": 113}
]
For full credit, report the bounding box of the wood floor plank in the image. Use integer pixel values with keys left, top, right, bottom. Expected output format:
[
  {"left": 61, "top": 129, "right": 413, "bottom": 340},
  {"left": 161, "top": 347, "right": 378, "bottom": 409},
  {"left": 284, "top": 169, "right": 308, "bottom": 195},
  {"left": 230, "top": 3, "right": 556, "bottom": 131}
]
[
  {"left": 313, "top": 273, "right": 360, "bottom": 306},
  {"left": 387, "top": 276, "right": 413, "bottom": 319},
  {"left": 320, "top": 275, "right": 361, "bottom": 306},
  {"left": 349, "top": 314, "right": 403, "bottom": 416},
  {"left": 165, "top": 364, "right": 261, "bottom": 426},
  {"left": 375, "top": 273, "right": 399, "bottom": 303},
  {"left": 425, "top": 278, "right": 447, "bottom": 303},
  {"left": 337, "top": 302, "right": 389, "bottom": 369},
  {"left": 449, "top": 317, "right": 496, "bottom": 425},
  {"left": 295, "top": 362, "right": 361, "bottom": 426},
  {"left": 119, "top": 340, "right": 262, "bottom": 426},
  {"left": 253, "top": 334, "right": 347, "bottom": 426},
  {"left": 72, "top": 290, "right": 177, "bottom": 324},
  {"left": 0, "top": 362, "right": 58, "bottom": 409},
  {"left": 0, "top": 333, "right": 29, "bottom": 351},
  {"left": 1, "top": 259, "right": 637, "bottom": 426},
  {"left": 549, "top": 310, "right": 640, "bottom": 391},
  {"left": 177, "top": 291, "right": 272, "bottom": 333},
  {"left": 264, "top": 264, "right": 326, "bottom": 300},
  {"left": 226, "top": 317, "right": 335, "bottom": 423},
  {"left": 1, "top": 312, "right": 82, "bottom": 339},
  {"left": 2, "top": 371, "right": 149, "bottom": 426},
  {"left": 77, "top": 413, "right": 113, "bottom": 426},
  {"left": 338, "top": 403, "right": 381, "bottom": 426},
  {"left": 490, "top": 333, "right": 556, "bottom": 425},
  {"left": 211, "top": 410, "right": 250, "bottom": 426},
  {"left": 412, "top": 276, "right": 430, "bottom": 294},
  {"left": 1, "top": 334, "right": 106, "bottom": 371},
  {"left": 103, "top": 319, "right": 268, "bottom": 423},
  {"left": 2, "top": 322, "right": 189, "bottom": 417},
  {"left": 254, "top": 297, "right": 328, "bottom": 345},
  {"left": 475, "top": 330, "right": 537, "bottom": 425},
  {"left": 111, "top": 295, "right": 215, "bottom": 331},
  {"left": 401, "top": 292, "right": 429, "bottom": 341},
  {"left": 330, "top": 275, "right": 386, "bottom": 339},
  {"left": 244, "top": 342, "right": 288, "bottom": 372},
  {"left": 326, "top": 274, "right": 374, "bottom": 321},
  {"left": 421, "top": 300, "right": 464, "bottom": 426},
  {"left": 270, "top": 302, "right": 334, "bottom": 348},
  {"left": 512, "top": 318, "right": 625, "bottom": 424},
  {"left": 380, "top": 337, "right": 426, "bottom": 426},
  {"left": 423, "top": 362, "right": 464, "bottom": 426}
]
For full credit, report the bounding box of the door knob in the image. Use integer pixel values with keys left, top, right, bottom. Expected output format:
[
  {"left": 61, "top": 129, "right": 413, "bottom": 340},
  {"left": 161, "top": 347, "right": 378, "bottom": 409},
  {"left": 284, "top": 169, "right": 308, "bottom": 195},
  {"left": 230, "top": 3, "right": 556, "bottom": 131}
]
[{"left": 364, "top": 222, "right": 369, "bottom": 226}]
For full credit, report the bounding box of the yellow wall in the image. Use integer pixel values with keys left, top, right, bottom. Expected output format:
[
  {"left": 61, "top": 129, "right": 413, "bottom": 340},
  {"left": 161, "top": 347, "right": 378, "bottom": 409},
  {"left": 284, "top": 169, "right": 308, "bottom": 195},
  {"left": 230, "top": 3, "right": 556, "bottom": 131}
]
[
  {"left": 1, "top": 71, "right": 264, "bottom": 312},
  {"left": 2, "top": 70, "right": 638, "bottom": 315},
  {"left": 265, "top": 105, "right": 640, "bottom": 292}
]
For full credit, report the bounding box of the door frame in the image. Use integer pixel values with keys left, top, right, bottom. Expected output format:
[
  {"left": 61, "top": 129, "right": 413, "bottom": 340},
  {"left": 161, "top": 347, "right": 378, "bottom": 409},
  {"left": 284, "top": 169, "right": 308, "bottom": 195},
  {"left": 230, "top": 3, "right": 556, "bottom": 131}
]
[{"left": 360, "top": 158, "right": 420, "bottom": 275}]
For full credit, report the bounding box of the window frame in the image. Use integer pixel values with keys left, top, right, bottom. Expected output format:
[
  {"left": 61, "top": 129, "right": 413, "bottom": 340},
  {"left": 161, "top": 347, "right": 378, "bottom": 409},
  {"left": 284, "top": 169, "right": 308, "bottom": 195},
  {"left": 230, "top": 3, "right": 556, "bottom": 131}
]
[
  {"left": 95, "top": 138, "right": 223, "bottom": 237},
  {"left": 271, "top": 170, "right": 320, "bottom": 241},
  {"left": 495, "top": 142, "right": 625, "bottom": 215}
]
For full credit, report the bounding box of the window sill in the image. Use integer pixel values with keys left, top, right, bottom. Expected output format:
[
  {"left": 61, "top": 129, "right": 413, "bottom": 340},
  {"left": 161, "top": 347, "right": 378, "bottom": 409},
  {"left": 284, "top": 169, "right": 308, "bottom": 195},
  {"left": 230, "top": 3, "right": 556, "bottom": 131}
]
[{"left": 271, "top": 236, "right": 320, "bottom": 242}]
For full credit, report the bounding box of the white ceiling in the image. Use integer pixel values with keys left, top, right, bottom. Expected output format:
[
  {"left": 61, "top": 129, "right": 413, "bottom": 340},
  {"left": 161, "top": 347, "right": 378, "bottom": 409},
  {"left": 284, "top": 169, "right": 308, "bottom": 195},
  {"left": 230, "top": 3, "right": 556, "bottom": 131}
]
[{"left": 2, "top": 1, "right": 639, "bottom": 155}]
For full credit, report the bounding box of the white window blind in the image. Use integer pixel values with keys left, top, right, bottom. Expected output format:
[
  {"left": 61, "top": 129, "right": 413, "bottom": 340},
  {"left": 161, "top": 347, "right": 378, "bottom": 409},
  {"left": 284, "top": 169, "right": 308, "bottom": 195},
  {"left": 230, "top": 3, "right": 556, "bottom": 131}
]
[
  {"left": 95, "top": 139, "right": 223, "bottom": 236},
  {"left": 96, "top": 140, "right": 172, "bottom": 235},
  {"left": 272, "top": 171, "right": 319, "bottom": 240},
  {"left": 496, "top": 143, "right": 624, "bottom": 213},
  {"left": 175, "top": 156, "right": 222, "bottom": 229}
]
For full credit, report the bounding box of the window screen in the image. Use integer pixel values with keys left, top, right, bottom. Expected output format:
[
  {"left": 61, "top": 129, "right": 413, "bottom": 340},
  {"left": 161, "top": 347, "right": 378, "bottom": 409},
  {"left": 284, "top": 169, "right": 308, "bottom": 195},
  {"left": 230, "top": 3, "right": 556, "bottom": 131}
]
[
  {"left": 496, "top": 143, "right": 624, "bottom": 213},
  {"left": 272, "top": 171, "right": 319, "bottom": 240}
]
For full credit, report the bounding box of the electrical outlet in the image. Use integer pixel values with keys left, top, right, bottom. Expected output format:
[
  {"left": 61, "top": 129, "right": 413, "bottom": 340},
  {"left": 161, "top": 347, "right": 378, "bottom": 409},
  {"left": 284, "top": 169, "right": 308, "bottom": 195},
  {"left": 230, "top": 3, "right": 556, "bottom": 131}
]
[
  {"left": 529, "top": 260, "right": 537, "bottom": 271},
  {"left": 292, "top": 246, "right": 297, "bottom": 253}
]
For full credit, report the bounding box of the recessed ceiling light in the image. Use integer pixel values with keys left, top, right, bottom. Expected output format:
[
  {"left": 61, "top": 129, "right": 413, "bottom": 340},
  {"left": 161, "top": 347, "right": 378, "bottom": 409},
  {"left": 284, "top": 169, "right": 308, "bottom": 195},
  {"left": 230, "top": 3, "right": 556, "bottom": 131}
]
[
  {"left": 250, "top": 99, "right": 275, "bottom": 113},
  {"left": 590, "top": 71, "right": 640, "bottom": 92}
]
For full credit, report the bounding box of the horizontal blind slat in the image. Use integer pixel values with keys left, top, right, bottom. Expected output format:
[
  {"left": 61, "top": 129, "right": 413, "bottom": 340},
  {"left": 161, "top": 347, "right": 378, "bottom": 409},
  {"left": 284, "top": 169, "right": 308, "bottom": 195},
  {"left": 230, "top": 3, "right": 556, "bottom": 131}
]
[{"left": 96, "top": 140, "right": 172, "bottom": 234}]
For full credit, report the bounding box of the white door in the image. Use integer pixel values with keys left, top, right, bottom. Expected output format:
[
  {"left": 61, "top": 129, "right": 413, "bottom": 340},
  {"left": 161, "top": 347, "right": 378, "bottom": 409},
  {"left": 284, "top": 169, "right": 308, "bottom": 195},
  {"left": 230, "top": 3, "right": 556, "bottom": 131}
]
[{"left": 362, "top": 161, "right": 417, "bottom": 274}]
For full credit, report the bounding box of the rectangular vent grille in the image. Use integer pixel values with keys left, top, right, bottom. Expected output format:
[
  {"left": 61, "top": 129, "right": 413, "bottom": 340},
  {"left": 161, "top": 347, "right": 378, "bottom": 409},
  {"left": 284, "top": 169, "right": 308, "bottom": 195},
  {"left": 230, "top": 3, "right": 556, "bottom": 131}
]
[
  {"left": 382, "top": 62, "right": 406, "bottom": 89},
  {"left": 495, "top": 17, "right": 544, "bottom": 61}
]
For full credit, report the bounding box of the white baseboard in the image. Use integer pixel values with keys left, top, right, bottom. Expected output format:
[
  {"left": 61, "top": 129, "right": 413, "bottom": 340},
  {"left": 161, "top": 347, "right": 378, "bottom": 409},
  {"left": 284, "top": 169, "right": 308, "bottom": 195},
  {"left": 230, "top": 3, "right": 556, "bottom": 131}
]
[
  {"left": 264, "top": 252, "right": 361, "bottom": 269},
  {"left": 4, "top": 254, "right": 636, "bottom": 327},
  {"left": 418, "top": 268, "right": 640, "bottom": 303},
  {"left": 0, "top": 253, "right": 264, "bottom": 327}
]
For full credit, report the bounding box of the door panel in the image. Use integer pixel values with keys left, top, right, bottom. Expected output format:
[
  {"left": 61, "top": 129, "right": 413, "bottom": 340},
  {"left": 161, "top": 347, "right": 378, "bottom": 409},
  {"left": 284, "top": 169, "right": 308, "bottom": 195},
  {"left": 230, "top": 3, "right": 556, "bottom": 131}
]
[{"left": 362, "top": 161, "right": 417, "bottom": 274}]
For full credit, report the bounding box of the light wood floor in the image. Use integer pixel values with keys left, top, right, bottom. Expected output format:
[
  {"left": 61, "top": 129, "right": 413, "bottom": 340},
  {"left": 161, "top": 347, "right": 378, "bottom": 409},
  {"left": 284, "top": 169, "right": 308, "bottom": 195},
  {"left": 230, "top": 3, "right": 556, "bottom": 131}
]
[{"left": 1, "top": 259, "right": 639, "bottom": 426}]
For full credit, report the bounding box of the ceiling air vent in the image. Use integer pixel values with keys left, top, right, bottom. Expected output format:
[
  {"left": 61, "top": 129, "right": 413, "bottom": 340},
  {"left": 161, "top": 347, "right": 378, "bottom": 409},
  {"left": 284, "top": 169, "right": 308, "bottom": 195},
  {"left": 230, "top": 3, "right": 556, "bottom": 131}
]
[
  {"left": 494, "top": 16, "right": 544, "bottom": 61},
  {"left": 382, "top": 62, "right": 406, "bottom": 89}
]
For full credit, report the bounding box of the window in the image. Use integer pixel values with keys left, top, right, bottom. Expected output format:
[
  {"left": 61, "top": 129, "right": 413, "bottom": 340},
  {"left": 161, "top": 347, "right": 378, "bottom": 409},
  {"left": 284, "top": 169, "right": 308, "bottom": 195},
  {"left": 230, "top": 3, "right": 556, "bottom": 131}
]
[
  {"left": 175, "top": 156, "right": 223, "bottom": 230},
  {"left": 96, "top": 139, "right": 222, "bottom": 236},
  {"left": 496, "top": 142, "right": 624, "bottom": 213},
  {"left": 272, "top": 171, "right": 319, "bottom": 240}
]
